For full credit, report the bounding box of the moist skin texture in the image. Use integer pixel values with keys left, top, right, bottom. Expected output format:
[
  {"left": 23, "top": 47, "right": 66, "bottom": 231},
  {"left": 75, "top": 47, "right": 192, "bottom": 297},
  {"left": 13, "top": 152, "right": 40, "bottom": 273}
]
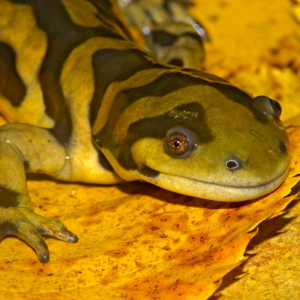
[{"left": 0, "top": 0, "right": 290, "bottom": 263}]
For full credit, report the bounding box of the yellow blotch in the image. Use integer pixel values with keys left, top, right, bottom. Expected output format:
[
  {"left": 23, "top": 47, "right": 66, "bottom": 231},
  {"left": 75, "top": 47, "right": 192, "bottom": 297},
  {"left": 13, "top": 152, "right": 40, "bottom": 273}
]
[
  {"left": 62, "top": 0, "right": 103, "bottom": 27},
  {"left": 62, "top": 0, "right": 130, "bottom": 39},
  {"left": 0, "top": 0, "right": 53, "bottom": 127}
]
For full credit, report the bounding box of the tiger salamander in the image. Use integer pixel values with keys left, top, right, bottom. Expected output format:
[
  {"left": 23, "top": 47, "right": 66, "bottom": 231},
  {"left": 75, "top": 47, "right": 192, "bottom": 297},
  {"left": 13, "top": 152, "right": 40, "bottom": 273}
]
[{"left": 0, "top": 0, "right": 290, "bottom": 262}]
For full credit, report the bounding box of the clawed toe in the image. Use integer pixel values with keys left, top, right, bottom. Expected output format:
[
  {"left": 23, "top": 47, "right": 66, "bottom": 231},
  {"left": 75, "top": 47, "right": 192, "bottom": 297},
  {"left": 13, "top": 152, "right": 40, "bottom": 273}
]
[{"left": 0, "top": 207, "right": 78, "bottom": 263}]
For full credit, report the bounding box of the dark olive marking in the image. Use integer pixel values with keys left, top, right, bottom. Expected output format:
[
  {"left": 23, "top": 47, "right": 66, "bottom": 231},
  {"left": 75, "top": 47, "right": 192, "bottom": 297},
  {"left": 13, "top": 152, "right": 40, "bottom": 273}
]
[
  {"left": 0, "top": 42, "right": 26, "bottom": 106},
  {"left": 166, "top": 132, "right": 188, "bottom": 154},
  {"left": 123, "top": 72, "right": 200, "bottom": 103},
  {"left": 86, "top": 0, "right": 133, "bottom": 40},
  {"left": 23, "top": 160, "right": 30, "bottom": 170},
  {"left": 205, "top": 85, "right": 274, "bottom": 125},
  {"left": 183, "top": 70, "right": 270, "bottom": 125},
  {"left": 137, "top": 165, "right": 160, "bottom": 178},
  {"left": 90, "top": 49, "right": 164, "bottom": 124},
  {"left": 151, "top": 30, "right": 200, "bottom": 47},
  {"left": 225, "top": 156, "right": 243, "bottom": 171},
  {"left": 0, "top": 187, "right": 20, "bottom": 208},
  {"left": 167, "top": 59, "right": 184, "bottom": 67},
  {"left": 97, "top": 150, "right": 114, "bottom": 172},
  {"left": 117, "top": 144, "right": 137, "bottom": 172},
  {"left": 151, "top": 30, "right": 178, "bottom": 46},
  {"left": 88, "top": 0, "right": 112, "bottom": 10},
  {"left": 9, "top": 0, "right": 125, "bottom": 144},
  {"left": 97, "top": 102, "right": 213, "bottom": 171},
  {"left": 94, "top": 74, "right": 203, "bottom": 150}
]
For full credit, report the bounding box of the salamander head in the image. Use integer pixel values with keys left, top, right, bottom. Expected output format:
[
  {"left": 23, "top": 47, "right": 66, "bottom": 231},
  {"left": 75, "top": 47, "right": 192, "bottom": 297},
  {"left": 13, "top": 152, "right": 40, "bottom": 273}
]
[{"left": 95, "top": 72, "right": 290, "bottom": 201}]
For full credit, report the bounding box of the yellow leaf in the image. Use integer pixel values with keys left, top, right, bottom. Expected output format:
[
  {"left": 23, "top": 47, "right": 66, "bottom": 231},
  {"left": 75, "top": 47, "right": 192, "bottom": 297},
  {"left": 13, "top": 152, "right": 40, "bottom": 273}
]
[
  {"left": 210, "top": 199, "right": 300, "bottom": 300},
  {"left": 0, "top": 117, "right": 299, "bottom": 300},
  {"left": 1, "top": 1, "right": 300, "bottom": 300}
]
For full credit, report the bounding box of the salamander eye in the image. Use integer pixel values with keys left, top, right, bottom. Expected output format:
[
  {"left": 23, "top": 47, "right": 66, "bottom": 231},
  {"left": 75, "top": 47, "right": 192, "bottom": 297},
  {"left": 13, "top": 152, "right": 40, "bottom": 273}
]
[
  {"left": 252, "top": 96, "right": 282, "bottom": 118},
  {"left": 167, "top": 132, "right": 188, "bottom": 154},
  {"left": 164, "top": 125, "right": 198, "bottom": 158}
]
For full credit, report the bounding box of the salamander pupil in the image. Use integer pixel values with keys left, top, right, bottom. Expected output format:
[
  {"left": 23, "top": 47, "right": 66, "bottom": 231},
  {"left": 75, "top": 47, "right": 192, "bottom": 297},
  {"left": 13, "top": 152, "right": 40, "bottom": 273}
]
[
  {"left": 165, "top": 131, "right": 189, "bottom": 155},
  {"left": 174, "top": 141, "right": 181, "bottom": 147}
]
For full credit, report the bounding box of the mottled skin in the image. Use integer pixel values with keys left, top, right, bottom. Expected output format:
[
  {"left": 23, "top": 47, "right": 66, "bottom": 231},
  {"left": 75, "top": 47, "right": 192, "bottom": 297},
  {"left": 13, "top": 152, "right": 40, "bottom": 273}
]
[
  {"left": 0, "top": 0, "right": 289, "bottom": 263},
  {"left": 119, "top": 0, "right": 206, "bottom": 67},
  {"left": 93, "top": 71, "right": 289, "bottom": 200}
]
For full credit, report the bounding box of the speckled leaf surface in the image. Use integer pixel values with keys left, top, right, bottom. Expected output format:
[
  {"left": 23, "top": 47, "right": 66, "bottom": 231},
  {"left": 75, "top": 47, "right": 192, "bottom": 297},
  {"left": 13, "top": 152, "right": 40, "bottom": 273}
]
[
  {"left": 1, "top": 0, "right": 300, "bottom": 300},
  {"left": 196, "top": 0, "right": 300, "bottom": 122},
  {"left": 210, "top": 192, "right": 300, "bottom": 300},
  {"left": 0, "top": 127, "right": 299, "bottom": 300},
  {"left": 0, "top": 133, "right": 299, "bottom": 300}
]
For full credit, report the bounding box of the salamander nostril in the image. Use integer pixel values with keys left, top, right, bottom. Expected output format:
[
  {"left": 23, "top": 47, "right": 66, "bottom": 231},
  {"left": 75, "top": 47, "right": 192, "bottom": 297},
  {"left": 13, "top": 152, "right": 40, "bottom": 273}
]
[
  {"left": 280, "top": 141, "right": 287, "bottom": 153},
  {"left": 226, "top": 160, "right": 239, "bottom": 170}
]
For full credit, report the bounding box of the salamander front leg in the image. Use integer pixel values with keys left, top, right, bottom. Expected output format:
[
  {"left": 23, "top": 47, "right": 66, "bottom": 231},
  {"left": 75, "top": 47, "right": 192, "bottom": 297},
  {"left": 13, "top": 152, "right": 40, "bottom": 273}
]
[{"left": 0, "top": 123, "right": 78, "bottom": 263}]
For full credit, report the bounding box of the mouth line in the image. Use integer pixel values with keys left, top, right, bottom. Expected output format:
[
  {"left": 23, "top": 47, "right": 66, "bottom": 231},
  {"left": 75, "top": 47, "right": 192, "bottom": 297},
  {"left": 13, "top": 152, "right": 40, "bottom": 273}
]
[
  {"left": 155, "top": 163, "right": 289, "bottom": 191},
  {"left": 150, "top": 166, "right": 290, "bottom": 202}
]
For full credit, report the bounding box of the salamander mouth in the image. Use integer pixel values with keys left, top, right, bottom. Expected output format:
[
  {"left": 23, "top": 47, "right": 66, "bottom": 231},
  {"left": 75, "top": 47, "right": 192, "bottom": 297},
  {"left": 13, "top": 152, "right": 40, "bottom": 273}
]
[{"left": 148, "top": 166, "right": 290, "bottom": 202}]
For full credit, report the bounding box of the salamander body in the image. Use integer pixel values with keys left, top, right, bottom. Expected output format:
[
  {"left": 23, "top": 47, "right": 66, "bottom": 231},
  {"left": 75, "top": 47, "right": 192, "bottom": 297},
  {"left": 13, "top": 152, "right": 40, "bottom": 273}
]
[{"left": 0, "top": 0, "right": 290, "bottom": 262}]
